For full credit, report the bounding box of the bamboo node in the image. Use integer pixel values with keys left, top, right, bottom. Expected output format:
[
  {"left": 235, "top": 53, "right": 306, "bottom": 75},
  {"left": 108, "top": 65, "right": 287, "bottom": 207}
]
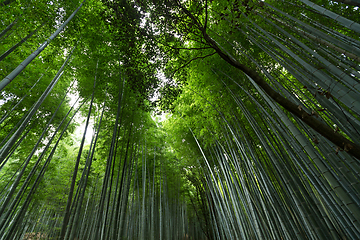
[
  {"left": 311, "top": 110, "right": 318, "bottom": 117},
  {"left": 302, "top": 112, "right": 309, "bottom": 119},
  {"left": 325, "top": 91, "right": 332, "bottom": 99},
  {"left": 344, "top": 144, "right": 353, "bottom": 152},
  {"left": 312, "top": 136, "right": 319, "bottom": 144},
  {"left": 335, "top": 147, "right": 341, "bottom": 155}
]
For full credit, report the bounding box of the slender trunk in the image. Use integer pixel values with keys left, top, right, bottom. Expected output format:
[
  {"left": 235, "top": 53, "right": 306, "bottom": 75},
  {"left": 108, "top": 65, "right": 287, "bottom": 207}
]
[
  {"left": 298, "top": 0, "right": 360, "bottom": 34},
  {"left": 259, "top": 10, "right": 360, "bottom": 63},
  {"left": 0, "top": 68, "right": 48, "bottom": 125},
  {"left": 0, "top": 0, "right": 85, "bottom": 91},
  {"left": 264, "top": 3, "right": 360, "bottom": 57},
  {"left": 178, "top": 3, "right": 360, "bottom": 160},
  {"left": 59, "top": 60, "right": 96, "bottom": 240},
  {"left": 0, "top": 18, "right": 17, "bottom": 39},
  {"left": 67, "top": 100, "right": 106, "bottom": 240},
  {"left": 92, "top": 67, "right": 124, "bottom": 240},
  {"left": 0, "top": 82, "right": 71, "bottom": 229},
  {"left": 0, "top": 44, "right": 75, "bottom": 165},
  {"left": 113, "top": 126, "right": 133, "bottom": 239},
  {"left": 1, "top": 97, "right": 84, "bottom": 240},
  {"left": 0, "top": 23, "right": 44, "bottom": 62}
]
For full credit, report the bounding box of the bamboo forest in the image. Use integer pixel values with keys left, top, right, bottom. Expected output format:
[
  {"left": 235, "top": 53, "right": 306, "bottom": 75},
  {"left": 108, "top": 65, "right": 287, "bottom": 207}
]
[{"left": 1, "top": 0, "right": 360, "bottom": 239}]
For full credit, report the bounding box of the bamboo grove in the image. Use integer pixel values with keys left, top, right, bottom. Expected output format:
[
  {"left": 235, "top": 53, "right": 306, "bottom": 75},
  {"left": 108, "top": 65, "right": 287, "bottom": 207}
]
[{"left": 0, "top": 0, "right": 359, "bottom": 239}]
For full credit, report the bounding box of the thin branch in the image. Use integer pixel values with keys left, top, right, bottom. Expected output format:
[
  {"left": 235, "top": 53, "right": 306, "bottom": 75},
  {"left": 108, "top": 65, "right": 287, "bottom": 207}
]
[
  {"left": 172, "top": 46, "right": 213, "bottom": 51},
  {"left": 204, "top": 0, "right": 208, "bottom": 31},
  {"left": 176, "top": 0, "right": 360, "bottom": 160},
  {"left": 176, "top": 0, "right": 205, "bottom": 32},
  {"left": 170, "top": 52, "right": 216, "bottom": 78}
]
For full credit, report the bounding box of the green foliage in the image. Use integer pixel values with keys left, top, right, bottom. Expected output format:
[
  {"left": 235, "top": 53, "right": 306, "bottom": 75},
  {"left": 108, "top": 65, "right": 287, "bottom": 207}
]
[{"left": 1, "top": 0, "right": 360, "bottom": 239}]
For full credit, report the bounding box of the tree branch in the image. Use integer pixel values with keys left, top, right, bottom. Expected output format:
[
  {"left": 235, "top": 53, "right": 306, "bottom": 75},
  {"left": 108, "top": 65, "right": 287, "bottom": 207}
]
[
  {"left": 170, "top": 52, "right": 216, "bottom": 78},
  {"left": 204, "top": 0, "right": 208, "bottom": 31},
  {"left": 176, "top": 1, "right": 360, "bottom": 160},
  {"left": 172, "top": 46, "right": 213, "bottom": 51}
]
